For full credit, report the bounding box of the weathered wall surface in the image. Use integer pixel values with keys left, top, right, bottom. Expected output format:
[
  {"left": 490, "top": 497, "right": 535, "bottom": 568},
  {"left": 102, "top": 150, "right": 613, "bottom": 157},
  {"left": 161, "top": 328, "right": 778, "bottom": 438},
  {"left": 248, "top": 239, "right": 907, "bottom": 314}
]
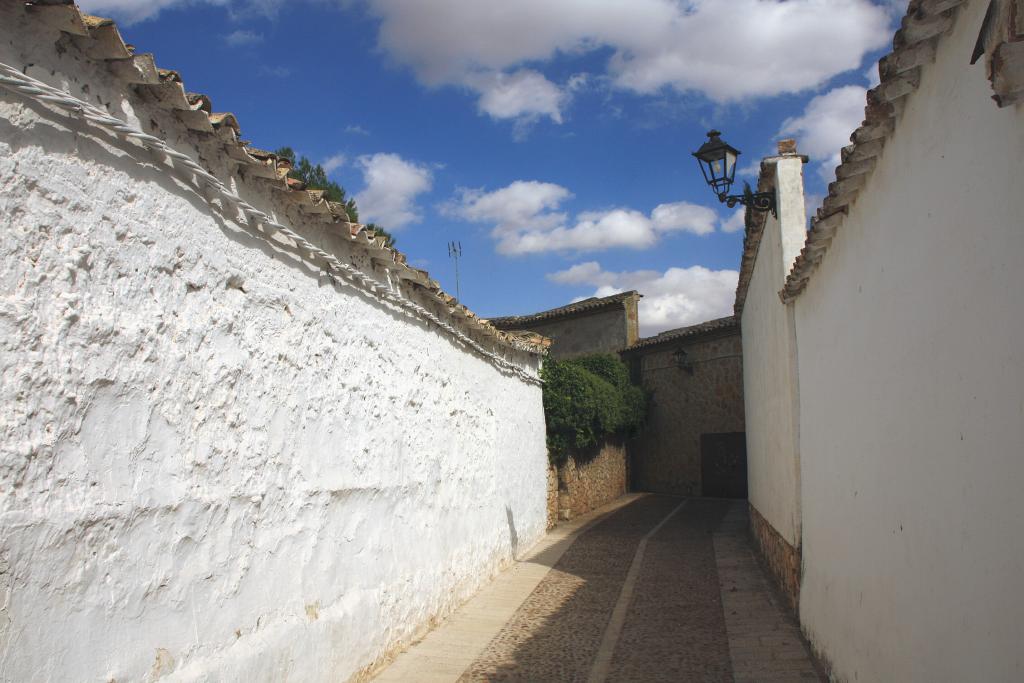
[
  {"left": 740, "top": 157, "right": 805, "bottom": 549},
  {"left": 520, "top": 307, "right": 631, "bottom": 360},
  {"left": 748, "top": 504, "right": 799, "bottom": 612},
  {"left": 0, "top": 12, "right": 547, "bottom": 682},
  {"left": 546, "top": 464, "right": 559, "bottom": 529},
  {"left": 555, "top": 439, "right": 628, "bottom": 521},
  {"left": 625, "top": 329, "right": 745, "bottom": 496},
  {"left": 792, "top": 4, "right": 1024, "bottom": 680}
]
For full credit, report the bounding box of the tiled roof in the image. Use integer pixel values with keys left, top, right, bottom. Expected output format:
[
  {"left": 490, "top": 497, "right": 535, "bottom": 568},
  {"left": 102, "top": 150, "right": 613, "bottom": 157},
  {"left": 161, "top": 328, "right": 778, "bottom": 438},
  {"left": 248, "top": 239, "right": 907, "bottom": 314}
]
[
  {"left": 486, "top": 291, "right": 640, "bottom": 329},
  {"left": 623, "top": 316, "right": 738, "bottom": 353},
  {"left": 15, "top": 0, "right": 547, "bottom": 358},
  {"left": 732, "top": 169, "right": 774, "bottom": 318},
  {"left": 779, "top": 0, "right": 973, "bottom": 303}
]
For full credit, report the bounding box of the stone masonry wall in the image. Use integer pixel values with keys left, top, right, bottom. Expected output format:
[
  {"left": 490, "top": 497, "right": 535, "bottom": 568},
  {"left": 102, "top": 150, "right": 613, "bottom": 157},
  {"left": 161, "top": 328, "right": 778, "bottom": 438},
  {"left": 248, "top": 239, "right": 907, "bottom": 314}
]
[
  {"left": 627, "top": 330, "right": 745, "bottom": 496},
  {"left": 750, "top": 503, "right": 801, "bottom": 612},
  {"left": 546, "top": 464, "right": 559, "bottom": 529},
  {"left": 555, "top": 439, "right": 628, "bottom": 521},
  {"left": 521, "top": 307, "right": 631, "bottom": 360}
]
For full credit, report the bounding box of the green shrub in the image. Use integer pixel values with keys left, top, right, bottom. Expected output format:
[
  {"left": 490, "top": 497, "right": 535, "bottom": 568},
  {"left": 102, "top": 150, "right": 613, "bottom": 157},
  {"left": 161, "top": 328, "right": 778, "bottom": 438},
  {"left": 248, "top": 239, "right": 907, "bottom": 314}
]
[{"left": 541, "top": 354, "right": 648, "bottom": 465}]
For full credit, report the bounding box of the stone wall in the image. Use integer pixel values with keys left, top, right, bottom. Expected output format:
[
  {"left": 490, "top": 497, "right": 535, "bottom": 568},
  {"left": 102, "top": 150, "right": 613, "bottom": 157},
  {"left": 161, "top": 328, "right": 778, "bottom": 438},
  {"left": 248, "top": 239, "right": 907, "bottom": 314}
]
[
  {"left": 749, "top": 503, "right": 800, "bottom": 612},
  {"left": 624, "top": 327, "right": 745, "bottom": 496},
  {"left": 490, "top": 292, "right": 641, "bottom": 361},
  {"left": 514, "top": 306, "right": 632, "bottom": 360},
  {"left": 546, "top": 464, "right": 559, "bottom": 529},
  {"left": 0, "top": 9, "right": 548, "bottom": 682},
  {"left": 555, "top": 439, "right": 628, "bottom": 521}
]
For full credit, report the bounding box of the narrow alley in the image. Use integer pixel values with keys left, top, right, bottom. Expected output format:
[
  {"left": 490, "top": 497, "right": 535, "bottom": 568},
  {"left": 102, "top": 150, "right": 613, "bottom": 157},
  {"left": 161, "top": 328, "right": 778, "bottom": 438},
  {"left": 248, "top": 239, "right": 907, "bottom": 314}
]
[{"left": 375, "top": 496, "right": 824, "bottom": 682}]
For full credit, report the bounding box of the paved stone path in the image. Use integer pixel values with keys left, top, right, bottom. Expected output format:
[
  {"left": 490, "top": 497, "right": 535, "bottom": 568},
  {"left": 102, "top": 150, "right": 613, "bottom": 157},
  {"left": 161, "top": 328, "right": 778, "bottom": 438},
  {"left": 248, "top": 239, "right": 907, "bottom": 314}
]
[{"left": 374, "top": 495, "right": 823, "bottom": 682}]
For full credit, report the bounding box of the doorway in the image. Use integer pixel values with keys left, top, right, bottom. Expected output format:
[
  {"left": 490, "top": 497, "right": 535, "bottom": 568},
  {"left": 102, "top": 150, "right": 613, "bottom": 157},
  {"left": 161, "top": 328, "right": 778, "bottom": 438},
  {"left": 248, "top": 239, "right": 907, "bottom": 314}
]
[{"left": 700, "top": 432, "right": 747, "bottom": 498}]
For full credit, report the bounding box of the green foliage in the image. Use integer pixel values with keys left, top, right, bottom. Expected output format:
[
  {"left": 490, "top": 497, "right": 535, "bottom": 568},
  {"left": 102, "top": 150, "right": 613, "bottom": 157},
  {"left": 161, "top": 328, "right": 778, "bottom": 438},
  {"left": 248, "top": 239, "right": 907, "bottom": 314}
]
[
  {"left": 541, "top": 354, "right": 648, "bottom": 465},
  {"left": 365, "top": 223, "right": 397, "bottom": 249},
  {"left": 273, "top": 147, "right": 360, "bottom": 223}
]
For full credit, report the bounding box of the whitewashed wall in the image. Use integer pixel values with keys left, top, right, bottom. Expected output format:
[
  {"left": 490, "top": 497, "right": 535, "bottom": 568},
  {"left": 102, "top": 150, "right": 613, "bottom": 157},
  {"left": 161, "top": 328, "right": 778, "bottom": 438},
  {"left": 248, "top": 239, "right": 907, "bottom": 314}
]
[
  {"left": 740, "top": 156, "right": 806, "bottom": 548},
  {"left": 792, "top": 1, "right": 1024, "bottom": 680},
  {"left": 0, "top": 12, "right": 547, "bottom": 682}
]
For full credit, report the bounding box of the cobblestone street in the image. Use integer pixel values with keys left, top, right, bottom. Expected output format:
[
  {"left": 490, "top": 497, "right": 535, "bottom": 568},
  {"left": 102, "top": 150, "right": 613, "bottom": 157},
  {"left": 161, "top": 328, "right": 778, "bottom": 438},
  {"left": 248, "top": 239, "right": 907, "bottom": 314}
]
[{"left": 376, "top": 495, "right": 824, "bottom": 682}]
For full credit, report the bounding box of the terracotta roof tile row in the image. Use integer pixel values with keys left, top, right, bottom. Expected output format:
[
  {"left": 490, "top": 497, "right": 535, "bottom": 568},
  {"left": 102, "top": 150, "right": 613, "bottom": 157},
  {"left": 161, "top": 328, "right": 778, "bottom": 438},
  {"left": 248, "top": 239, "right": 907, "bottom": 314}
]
[
  {"left": 486, "top": 291, "right": 640, "bottom": 329},
  {"left": 732, "top": 169, "right": 774, "bottom": 317},
  {"left": 18, "top": 0, "right": 547, "bottom": 358},
  {"left": 778, "top": 0, "right": 970, "bottom": 303},
  {"left": 622, "top": 316, "right": 739, "bottom": 353}
]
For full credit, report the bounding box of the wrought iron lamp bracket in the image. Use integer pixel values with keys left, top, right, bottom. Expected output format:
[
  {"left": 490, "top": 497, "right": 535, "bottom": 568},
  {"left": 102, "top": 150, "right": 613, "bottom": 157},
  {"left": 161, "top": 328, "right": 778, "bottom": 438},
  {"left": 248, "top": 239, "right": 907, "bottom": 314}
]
[{"left": 719, "top": 190, "right": 777, "bottom": 218}]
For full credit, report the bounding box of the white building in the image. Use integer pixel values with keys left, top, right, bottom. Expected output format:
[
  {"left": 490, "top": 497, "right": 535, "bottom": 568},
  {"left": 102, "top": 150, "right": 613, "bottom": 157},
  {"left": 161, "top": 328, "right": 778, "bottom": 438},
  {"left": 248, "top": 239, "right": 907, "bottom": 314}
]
[
  {"left": 0, "top": 3, "right": 549, "bottom": 680},
  {"left": 740, "top": 0, "right": 1024, "bottom": 680}
]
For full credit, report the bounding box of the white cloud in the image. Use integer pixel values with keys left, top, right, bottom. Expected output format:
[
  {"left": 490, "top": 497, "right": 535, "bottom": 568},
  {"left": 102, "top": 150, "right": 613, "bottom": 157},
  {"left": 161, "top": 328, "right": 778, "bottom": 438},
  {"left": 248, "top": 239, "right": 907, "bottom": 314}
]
[
  {"left": 721, "top": 209, "right": 746, "bottom": 233},
  {"left": 260, "top": 65, "right": 292, "bottom": 78},
  {"left": 354, "top": 153, "right": 433, "bottom": 229},
  {"left": 466, "top": 69, "right": 567, "bottom": 124},
  {"left": 79, "top": 0, "right": 288, "bottom": 23},
  {"left": 546, "top": 261, "right": 618, "bottom": 288},
  {"left": 864, "top": 63, "right": 881, "bottom": 88},
  {"left": 650, "top": 201, "right": 718, "bottom": 236},
  {"left": 345, "top": 125, "right": 370, "bottom": 136},
  {"left": 366, "top": 0, "right": 891, "bottom": 111},
  {"left": 445, "top": 181, "right": 571, "bottom": 235},
  {"left": 80, "top": 0, "right": 890, "bottom": 127},
  {"left": 321, "top": 153, "right": 346, "bottom": 174},
  {"left": 225, "top": 29, "right": 262, "bottom": 46},
  {"left": 77, "top": 0, "right": 200, "bottom": 23},
  {"left": 446, "top": 182, "right": 729, "bottom": 255},
  {"left": 512, "top": 208, "right": 658, "bottom": 254},
  {"left": 780, "top": 85, "right": 867, "bottom": 183},
  {"left": 737, "top": 158, "right": 764, "bottom": 180},
  {"left": 548, "top": 261, "right": 738, "bottom": 336}
]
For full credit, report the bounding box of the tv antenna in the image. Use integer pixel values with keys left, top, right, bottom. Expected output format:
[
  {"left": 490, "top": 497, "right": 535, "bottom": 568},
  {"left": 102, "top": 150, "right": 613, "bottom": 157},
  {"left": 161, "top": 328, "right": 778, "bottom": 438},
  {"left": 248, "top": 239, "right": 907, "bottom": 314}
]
[{"left": 448, "top": 240, "right": 462, "bottom": 301}]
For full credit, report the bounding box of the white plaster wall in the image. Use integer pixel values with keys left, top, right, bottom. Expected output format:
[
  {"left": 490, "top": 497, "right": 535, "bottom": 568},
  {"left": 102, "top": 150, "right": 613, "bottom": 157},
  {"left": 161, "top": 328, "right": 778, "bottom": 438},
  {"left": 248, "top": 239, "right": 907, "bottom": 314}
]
[
  {"left": 740, "top": 157, "right": 806, "bottom": 547},
  {"left": 793, "top": 2, "right": 1024, "bottom": 680},
  {"left": 0, "top": 12, "right": 547, "bottom": 682}
]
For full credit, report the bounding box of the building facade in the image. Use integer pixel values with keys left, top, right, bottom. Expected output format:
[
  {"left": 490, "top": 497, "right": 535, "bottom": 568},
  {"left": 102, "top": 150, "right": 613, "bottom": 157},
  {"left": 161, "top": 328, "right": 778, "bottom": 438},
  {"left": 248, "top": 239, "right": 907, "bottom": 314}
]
[
  {"left": 740, "top": 1, "right": 1024, "bottom": 679},
  {"left": 488, "top": 291, "right": 641, "bottom": 360},
  {"left": 621, "top": 318, "right": 746, "bottom": 498}
]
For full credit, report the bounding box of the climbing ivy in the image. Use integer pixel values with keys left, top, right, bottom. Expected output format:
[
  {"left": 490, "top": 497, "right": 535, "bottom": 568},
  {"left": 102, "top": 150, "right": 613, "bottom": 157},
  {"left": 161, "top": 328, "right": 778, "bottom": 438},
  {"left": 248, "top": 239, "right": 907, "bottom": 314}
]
[{"left": 541, "top": 354, "right": 647, "bottom": 466}]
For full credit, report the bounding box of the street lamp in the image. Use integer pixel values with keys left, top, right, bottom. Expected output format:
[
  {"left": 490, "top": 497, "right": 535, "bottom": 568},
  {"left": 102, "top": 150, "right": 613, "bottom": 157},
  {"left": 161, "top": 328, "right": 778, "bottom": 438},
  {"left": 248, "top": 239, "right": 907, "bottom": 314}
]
[{"left": 692, "top": 130, "right": 776, "bottom": 217}]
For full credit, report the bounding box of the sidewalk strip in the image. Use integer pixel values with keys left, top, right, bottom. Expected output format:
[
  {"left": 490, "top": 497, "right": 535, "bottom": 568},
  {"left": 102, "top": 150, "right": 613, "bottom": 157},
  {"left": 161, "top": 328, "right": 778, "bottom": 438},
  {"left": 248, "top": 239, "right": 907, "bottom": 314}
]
[
  {"left": 585, "top": 499, "right": 688, "bottom": 683},
  {"left": 371, "top": 494, "right": 644, "bottom": 682}
]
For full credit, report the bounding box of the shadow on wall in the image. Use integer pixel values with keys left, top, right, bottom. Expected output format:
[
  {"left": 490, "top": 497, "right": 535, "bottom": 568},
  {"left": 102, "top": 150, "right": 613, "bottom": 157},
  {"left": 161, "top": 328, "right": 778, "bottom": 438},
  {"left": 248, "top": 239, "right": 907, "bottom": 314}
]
[{"left": 505, "top": 505, "right": 519, "bottom": 559}]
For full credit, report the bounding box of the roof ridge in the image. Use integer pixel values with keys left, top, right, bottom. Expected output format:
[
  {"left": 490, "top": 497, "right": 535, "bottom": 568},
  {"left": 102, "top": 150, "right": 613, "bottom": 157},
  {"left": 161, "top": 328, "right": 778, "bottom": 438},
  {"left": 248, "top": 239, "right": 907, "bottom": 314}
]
[
  {"left": 487, "top": 290, "right": 640, "bottom": 327},
  {"left": 625, "top": 316, "right": 738, "bottom": 352}
]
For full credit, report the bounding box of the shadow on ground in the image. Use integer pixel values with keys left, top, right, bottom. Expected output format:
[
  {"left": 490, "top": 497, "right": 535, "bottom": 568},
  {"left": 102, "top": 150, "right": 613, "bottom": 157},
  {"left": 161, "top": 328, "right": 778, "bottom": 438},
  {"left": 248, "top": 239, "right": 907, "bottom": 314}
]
[{"left": 457, "top": 495, "right": 736, "bottom": 682}]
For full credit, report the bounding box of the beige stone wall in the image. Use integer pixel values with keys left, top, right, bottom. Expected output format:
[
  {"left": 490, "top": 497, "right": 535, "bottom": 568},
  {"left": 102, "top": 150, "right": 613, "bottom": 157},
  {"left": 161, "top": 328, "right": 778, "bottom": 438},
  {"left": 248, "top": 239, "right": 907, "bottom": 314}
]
[
  {"left": 521, "top": 307, "right": 630, "bottom": 360},
  {"left": 546, "top": 464, "right": 559, "bottom": 530},
  {"left": 552, "top": 439, "right": 628, "bottom": 522},
  {"left": 749, "top": 503, "right": 800, "bottom": 612},
  {"left": 627, "top": 330, "right": 745, "bottom": 496}
]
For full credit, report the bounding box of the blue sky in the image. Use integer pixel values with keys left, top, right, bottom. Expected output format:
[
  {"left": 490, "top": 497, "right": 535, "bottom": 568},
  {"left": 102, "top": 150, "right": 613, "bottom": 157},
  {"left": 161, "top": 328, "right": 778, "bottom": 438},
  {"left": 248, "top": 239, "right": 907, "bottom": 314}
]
[{"left": 81, "top": 0, "right": 902, "bottom": 336}]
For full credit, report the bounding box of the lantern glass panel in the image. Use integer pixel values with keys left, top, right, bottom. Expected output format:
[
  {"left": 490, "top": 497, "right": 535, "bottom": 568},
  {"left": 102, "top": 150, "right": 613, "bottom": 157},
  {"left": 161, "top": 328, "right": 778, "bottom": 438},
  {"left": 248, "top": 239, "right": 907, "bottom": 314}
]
[{"left": 724, "top": 150, "right": 737, "bottom": 183}]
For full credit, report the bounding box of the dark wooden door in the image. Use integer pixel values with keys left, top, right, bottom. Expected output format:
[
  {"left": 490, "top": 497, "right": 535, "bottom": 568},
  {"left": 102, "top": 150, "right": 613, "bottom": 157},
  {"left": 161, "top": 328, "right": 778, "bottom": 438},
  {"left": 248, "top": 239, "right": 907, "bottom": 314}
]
[{"left": 700, "top": 432, "right": 747, "bottom": 498}]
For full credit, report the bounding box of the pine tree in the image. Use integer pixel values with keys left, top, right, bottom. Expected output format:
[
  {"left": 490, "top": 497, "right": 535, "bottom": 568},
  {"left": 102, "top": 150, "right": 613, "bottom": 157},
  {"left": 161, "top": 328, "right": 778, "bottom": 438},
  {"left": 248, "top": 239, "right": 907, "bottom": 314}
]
[
  {"left": 365, "top": 223, "right": 396, "bottom": 249},
  {"left": 273, "top": 147, "right": 361, "bottom": 224}
]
